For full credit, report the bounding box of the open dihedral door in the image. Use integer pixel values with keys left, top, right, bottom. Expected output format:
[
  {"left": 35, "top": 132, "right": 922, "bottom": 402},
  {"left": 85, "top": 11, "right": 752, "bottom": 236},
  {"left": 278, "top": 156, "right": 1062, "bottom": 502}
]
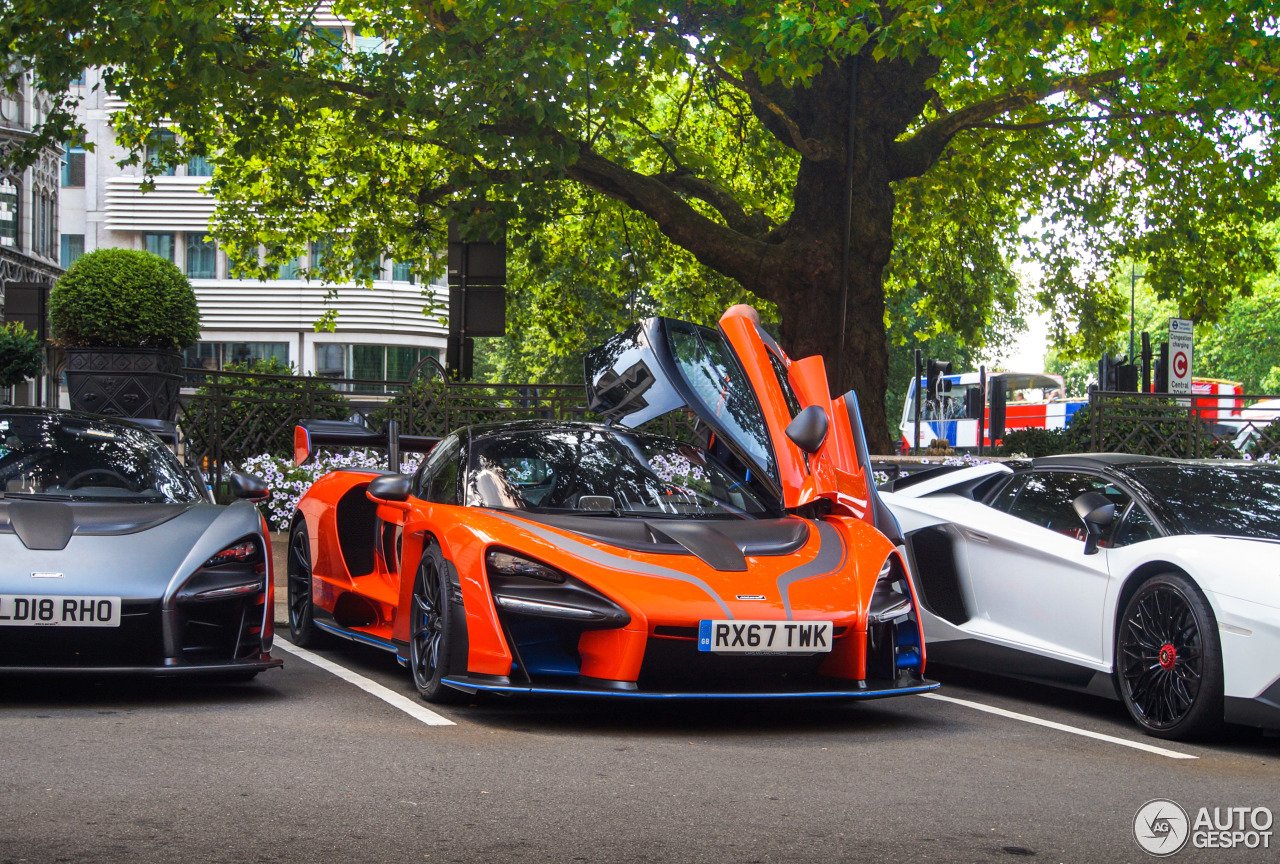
[
  {"left": 584, "top": 313, "right": 890, "bottom": 522},
  {"left": 716, "top": 312, "right": 899, "bottom": 537}
]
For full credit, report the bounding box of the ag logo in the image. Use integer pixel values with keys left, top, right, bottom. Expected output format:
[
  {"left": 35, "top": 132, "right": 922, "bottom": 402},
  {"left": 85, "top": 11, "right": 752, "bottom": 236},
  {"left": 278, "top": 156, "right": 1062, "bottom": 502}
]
[{"left": 1134, "top": 799, "right": 1190, "bottom": 856}]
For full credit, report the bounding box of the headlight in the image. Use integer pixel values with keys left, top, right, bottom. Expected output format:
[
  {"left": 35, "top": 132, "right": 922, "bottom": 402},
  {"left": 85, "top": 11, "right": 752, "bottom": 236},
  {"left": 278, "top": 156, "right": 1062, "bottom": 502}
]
[
  {"left": 204, "top": 540, "right": 260, "bottom": 568},
  {"left": 487, "top": 549, "right": 566, "bottom": 583}
]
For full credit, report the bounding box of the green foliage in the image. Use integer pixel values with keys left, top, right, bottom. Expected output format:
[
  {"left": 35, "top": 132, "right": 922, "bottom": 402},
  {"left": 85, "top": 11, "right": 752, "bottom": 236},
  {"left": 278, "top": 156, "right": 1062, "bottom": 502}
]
[
  {"left": 0, "top": 323, "right": 44, "bottom": 388},
  {"left": 50, "top": 249, "right": 201, "bottom": 351},
  {"left": 8, "top": 0, "right": 1280, "bottom": 452},
  {"left": 1195, "top": 266, "right": 1280, "bottom": 394},
  {"left": 183, "top": 357, "right": 350, "bottom": 463},
  {"left": 994, "top": 427, "right": 1083, "bottom": 459}
]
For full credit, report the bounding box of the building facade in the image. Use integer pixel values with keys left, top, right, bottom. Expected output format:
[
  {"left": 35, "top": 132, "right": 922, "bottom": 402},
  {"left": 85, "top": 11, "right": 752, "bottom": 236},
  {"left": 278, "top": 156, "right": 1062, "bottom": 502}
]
[{"left": 59, "top": 29, "right": 447, "bottom": 381}]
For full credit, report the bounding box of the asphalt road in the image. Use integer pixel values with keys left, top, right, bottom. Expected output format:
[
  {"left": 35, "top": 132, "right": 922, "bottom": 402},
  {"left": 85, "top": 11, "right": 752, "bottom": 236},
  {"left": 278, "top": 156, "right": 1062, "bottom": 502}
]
[{"left": 0, "top": 540, "right": 1275, "bottom": 863}]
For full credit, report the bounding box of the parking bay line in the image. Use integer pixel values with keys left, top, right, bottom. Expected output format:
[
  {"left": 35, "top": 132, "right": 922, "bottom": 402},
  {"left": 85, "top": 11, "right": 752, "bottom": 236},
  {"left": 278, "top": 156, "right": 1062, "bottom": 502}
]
[
  {"left": 273, "top": 638, "right": 455, "bottom": 727},
  {"left": 920, "top": 692, "right": 1196, "bottom": 760}
]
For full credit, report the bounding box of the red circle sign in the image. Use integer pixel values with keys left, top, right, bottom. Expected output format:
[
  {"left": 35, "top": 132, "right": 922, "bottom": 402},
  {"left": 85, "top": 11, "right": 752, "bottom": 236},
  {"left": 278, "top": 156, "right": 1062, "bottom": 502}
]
[{"left": 1173, "top": 351, "right": 1189, "bottom": 378}]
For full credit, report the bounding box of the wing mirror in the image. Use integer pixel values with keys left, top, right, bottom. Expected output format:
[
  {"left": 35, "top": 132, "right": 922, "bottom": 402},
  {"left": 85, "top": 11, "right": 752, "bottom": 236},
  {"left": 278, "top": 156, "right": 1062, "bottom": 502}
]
[
  {"left": 1072, "top": 492, "right": 1115, "bottom": 556},
  {"left": 228, "top": 471, "right": 270, "bottom": 503},
  {"left": 785, "top": 405, "right": 829, "bottom": 455},
  {"left": 367, "top": 473, "right": 411, "bottom": 503}
]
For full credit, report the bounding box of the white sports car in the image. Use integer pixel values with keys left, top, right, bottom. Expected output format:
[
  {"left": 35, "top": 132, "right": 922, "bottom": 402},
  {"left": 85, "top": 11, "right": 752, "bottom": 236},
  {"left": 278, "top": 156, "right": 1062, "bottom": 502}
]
[{"left": 882, "top": 454, "right": 1280, "bottom": 740}]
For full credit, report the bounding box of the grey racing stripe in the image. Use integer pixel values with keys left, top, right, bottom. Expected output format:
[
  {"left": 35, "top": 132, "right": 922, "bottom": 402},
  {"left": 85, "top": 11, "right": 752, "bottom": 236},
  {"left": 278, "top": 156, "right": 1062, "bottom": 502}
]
[
  {"left": 776, "top": 519, "right": 847, "bottom": 620},
  {"left": 484, "top": 512, "right": 734, "bottom": 618}
]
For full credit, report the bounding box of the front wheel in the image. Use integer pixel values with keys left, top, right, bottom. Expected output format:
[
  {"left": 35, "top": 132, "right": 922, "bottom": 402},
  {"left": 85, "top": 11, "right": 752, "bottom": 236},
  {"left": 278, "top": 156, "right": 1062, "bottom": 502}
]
[
  {"left": 409, "top": 542, "right": 465, "bottom": 704},
  {"left": 1116, "top": 573, "right": 1223, "bottom": 740},
  {"left": 287, "top": 520, "right": 321, "bottom": 648}
]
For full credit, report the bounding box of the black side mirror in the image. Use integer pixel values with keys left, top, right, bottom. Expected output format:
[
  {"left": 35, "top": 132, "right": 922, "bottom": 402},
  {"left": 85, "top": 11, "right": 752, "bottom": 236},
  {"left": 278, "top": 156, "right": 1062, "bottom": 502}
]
[
  {"left": 367, "top": 473, "right": 411, "bottom": 503},
  {"left": 785, "top": 405, "right": 829, "bottom": 455},
  {"left": 1072, "top": 492, "right": 1115, "bottom": 555},
  {"left": 228, "top": 471, "right": 270, "bottom": 503}
]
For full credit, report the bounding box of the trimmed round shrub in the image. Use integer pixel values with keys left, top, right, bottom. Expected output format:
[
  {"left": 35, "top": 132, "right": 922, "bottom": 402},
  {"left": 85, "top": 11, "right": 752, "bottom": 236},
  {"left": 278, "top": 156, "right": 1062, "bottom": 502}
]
[
  {"left": 0, "top": 322, "right": 44, "bottom": 387},
  {"left": 51, "top": 248, "right": 201, "bottom": 350}
]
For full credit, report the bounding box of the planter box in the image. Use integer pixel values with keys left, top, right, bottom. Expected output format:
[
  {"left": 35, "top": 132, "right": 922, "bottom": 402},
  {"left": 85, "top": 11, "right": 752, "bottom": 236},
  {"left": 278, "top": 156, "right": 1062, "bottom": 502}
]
[{"left": 64, "top": 347, "right": 183, "bottom": 421}]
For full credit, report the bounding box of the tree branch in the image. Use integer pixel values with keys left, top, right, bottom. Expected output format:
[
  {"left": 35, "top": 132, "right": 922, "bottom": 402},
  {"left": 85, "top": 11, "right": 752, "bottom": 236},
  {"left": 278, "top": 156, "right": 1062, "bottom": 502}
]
[
  {"left": 564, "top": 145, "right": 781, "bottom": 294},
  {"left": 654, "top": 170, "right": 773, "bottom": 238},
  {"left": 889, "top": 65, "right": 1150, "bottom": 180},
  {"left": 699, "top": 54, "right": 837, "bottom": 162}
]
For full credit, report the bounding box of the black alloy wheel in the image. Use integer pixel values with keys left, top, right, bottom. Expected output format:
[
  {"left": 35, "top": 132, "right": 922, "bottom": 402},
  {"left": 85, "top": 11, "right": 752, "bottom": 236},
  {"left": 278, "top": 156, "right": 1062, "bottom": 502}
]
[
  {"left": 287, "top": 520, "right": 319, "bottom": 647},
  {"left": 1116, "top": 573, "right": 1223, "bottom": 740},
  {"left": 409, "top": 542, "right": 464, "bottom": 703}
]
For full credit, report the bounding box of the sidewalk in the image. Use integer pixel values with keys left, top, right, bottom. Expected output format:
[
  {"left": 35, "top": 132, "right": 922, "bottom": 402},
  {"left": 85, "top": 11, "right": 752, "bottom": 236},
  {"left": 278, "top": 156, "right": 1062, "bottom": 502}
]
[{"left": 269, "top": 531, "right": 289, "bottom": 626}]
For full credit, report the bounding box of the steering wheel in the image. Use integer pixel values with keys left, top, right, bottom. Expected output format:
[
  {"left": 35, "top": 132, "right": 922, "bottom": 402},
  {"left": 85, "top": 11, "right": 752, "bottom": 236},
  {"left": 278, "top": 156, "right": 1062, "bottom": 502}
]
[{"left": 64, "top": 468, "right": 140, "bottom": 492}]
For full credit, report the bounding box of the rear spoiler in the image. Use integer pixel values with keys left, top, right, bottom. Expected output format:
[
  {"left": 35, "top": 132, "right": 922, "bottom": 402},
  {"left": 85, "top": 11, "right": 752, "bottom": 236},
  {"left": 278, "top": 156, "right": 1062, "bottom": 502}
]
[
  {"left": 127, "top": 418, "right": 179, "bottom": 447},
  {"left": 294, "top": 419, "right": 442, "bottom": 469}
]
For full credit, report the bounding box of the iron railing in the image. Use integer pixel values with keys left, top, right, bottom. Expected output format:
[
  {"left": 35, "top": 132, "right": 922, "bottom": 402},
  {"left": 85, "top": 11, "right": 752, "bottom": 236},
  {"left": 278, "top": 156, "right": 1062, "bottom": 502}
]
[
  {"left": 1088, "top": 390, "right": 1280, "bottom": 459},
  {"left": 175, "top": 364, "right": 700, "bottom": 498}
]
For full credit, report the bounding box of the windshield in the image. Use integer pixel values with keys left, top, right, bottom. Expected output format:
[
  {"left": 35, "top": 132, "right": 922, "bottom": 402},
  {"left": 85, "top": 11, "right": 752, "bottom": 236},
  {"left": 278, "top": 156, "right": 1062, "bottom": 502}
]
[
  {"left": 465, "top": 426, "right": 771, "bottom": 518},
  {"left": 1127, "top": 464, "right": 1280, "bottom": 539},
  {"left": 0, "top": 413, "right": 202, "bottom": 503}
]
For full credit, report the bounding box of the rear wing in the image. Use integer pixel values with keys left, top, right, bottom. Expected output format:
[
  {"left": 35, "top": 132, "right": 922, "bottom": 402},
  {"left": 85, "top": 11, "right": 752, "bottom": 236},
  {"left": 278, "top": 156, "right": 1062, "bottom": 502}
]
[
  {"left": 294, "top": 419, "right": 441, "bottom": 469},
  {"left": 126, "top": 418, "right": 178, "bottom": 446}
]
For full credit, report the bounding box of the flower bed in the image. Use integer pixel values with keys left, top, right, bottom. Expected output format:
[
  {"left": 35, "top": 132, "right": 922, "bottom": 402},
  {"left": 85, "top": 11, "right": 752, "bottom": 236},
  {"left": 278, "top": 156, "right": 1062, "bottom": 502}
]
[{"left": 242, "top": 450, "right": 422, "bottom": 531}]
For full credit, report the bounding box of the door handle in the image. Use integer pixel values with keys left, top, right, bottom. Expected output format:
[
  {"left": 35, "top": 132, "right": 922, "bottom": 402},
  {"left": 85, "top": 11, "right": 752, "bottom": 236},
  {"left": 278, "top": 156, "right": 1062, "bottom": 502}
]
[{"left": 964, "top": 529, "right": 990, "bottom": 543}]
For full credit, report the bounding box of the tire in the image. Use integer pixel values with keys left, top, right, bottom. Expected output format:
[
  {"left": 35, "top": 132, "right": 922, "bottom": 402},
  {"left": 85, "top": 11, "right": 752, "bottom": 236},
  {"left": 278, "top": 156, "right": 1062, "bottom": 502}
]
[
  {"left": 287, "top": 520, "right": 321, "bottom": 648},
  {"left": 1115, "top": 573, "right": 1224, "bottom": 740},
  {"left": 409, "top": 541, "right": 465, "bottom": 704}
]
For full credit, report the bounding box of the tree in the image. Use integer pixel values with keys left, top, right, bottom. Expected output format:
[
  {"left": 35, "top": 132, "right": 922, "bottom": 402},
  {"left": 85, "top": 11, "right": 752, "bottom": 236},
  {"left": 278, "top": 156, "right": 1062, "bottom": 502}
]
[{"left": 6, "top": 1, "right": 1277, "bottom": 451}]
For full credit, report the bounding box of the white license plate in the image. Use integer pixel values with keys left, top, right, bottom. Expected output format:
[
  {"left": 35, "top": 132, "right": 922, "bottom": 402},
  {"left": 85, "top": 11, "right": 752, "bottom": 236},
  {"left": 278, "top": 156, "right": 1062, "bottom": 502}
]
[
  {"left": 0, "top": 595, "right": 121, "bottom": 627},
  {"left": 698, "top": 620, "right": 832, "bottom": 654}
]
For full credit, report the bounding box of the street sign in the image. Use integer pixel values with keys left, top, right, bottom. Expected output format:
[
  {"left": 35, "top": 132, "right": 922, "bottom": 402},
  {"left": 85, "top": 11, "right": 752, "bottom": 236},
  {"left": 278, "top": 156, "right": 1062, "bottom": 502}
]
[{"left": 1168, "top": 318, "right": 1193, "bottom": 397}]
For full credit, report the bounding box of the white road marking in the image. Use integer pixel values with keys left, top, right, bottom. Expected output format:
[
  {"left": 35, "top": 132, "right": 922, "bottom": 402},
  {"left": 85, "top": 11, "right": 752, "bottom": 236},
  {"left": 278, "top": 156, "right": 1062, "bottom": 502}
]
[
  {"left": 920, "top": 692, "right": 1196, "bottom": 760},
  {"left": 274, "top": 638, "right": 455, "bottom": 727}
]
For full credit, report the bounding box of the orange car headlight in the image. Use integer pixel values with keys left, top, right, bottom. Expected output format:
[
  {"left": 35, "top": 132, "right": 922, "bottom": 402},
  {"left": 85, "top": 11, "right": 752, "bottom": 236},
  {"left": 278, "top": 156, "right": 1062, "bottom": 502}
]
[{"left": 487, "top": 549, "right": 566, "bottom": 583}]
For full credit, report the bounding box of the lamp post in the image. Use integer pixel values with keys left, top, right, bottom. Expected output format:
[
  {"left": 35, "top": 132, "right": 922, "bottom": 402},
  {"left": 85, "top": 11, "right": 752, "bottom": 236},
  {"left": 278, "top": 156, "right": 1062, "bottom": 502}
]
[{"left": 1129, "top": 262, "right": 1137, "bottom": 363}]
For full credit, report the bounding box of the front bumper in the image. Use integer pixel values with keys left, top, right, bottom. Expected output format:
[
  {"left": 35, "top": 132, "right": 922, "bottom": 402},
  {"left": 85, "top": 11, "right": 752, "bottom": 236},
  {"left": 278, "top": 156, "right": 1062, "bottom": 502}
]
[
  {"left": 442, "top": 673, "right": 938, "bottom": 699},
  {"left": 0, "top": 655, "right": 282, "bottom": 676}
]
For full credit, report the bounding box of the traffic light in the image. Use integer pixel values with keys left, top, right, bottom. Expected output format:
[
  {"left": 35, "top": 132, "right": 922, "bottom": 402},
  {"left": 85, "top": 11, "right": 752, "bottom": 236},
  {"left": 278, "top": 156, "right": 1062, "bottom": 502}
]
[
  {"left": 926, "top": 359, "right": 952, "bottom": 400},
  {"left": 989, "top": 375, "right": 1007, "bottom": 442}
]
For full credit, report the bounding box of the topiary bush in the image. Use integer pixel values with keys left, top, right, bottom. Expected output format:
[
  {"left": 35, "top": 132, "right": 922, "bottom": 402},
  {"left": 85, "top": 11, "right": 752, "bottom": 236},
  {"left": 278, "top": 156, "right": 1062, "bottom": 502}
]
[
  {"left": 50, "top": 248, "right": 201, "bottom": 350},
  {"left": 993, "top": 426, "right": 1080, "bottom": 458},
  {"left": 0, "top": 323, "right": 44, "bottom": 388}
]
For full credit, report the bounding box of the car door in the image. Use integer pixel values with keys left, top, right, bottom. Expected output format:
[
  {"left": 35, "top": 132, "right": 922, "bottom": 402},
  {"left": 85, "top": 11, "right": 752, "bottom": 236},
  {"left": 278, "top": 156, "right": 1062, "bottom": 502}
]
[{"left": 957, "top": 469, "right": 1126, "bottom": 665}]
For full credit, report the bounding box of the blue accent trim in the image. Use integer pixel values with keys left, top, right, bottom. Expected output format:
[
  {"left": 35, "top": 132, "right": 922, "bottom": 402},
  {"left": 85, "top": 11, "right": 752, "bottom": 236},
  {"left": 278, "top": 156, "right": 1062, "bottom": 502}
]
[
  {"left": 314, "top": 620, "right": 399, "bottom": 654},
  {"left": 441, "top": 677, "right": 939, "bottom": 699}
]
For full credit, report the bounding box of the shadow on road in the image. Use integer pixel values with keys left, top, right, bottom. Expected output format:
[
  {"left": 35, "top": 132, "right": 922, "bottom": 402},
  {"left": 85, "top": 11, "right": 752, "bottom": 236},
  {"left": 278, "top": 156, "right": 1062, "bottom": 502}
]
[{"left": 0, "top": 672, "right": 288, "bottom": 711}]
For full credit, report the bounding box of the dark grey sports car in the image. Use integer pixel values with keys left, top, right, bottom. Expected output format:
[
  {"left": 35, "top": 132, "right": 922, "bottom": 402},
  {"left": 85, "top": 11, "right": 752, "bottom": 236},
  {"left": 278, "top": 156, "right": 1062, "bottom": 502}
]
[{"left": 0, "top": 408, "right": 281, "bottom": 677}]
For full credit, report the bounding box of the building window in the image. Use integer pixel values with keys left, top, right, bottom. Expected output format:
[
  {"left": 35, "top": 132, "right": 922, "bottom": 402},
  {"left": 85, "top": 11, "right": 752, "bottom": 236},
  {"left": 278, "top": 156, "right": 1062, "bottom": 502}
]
[
  {"left": 0, "top": 178, "right": 16, "bottom": 248},
  {"left": 183, "top": 342, "right": 289, "bottom": 372},
  {"left": 145, "top": 129, "right": 177, "bottom": 176},
  {"left": 187, "top": 154, "right": 213, "bottom": 177},
  {"left": 145, "top": 232, "right": 175, "bottom": 262},
  {"left": 310, "top": 239, "right": 331, "bottom": 274},
  {"left": 60, "top": 234, "right": 84, "bottom": 269},
  {"left": 186, "top": 233, "right": 217, "bottom": 279},
  {"left": 316, "top": 343, "right": 439, "bottom": 390},
  {"left": 61, "top": 146, "right": 85, "bottom": 187},
  {"left": 391, "top": 260, "right": 416, "bottom": 283},
  {"left": 71, "top": 70, "right": 87, "bottom": 86},
  {"left": 277, "top": 253, "right": 302, "bottom": 280}
]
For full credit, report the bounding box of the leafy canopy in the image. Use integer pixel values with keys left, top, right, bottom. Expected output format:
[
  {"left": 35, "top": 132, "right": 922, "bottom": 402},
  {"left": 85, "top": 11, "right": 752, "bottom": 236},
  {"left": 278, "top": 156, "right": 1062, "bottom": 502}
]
[{"left": 5, "top": 0, "right": 1278, "bottom": 399}]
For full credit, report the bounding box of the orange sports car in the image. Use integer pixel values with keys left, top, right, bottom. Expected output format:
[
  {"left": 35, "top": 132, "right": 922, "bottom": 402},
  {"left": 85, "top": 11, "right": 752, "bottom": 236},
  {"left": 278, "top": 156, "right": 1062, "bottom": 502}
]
[{"left": 286, "top": 312, "right": 937, "bottom": 702}]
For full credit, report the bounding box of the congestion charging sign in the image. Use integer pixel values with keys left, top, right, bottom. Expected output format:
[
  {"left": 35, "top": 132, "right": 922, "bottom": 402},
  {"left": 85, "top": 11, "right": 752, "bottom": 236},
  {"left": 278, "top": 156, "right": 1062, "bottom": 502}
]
[{"left": 1169, "top": 318, "right": 1194, "bottom": 397}]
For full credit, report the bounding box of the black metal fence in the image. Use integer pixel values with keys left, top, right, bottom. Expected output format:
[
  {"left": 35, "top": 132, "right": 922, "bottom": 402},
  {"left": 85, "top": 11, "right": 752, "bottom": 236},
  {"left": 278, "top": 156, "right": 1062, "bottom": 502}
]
[
  {"left": 1088, "top": 390, "right": 1280, "bottom": 458},
  {"left": 175, "top": 363, "right": 699, "bottom": 498}
]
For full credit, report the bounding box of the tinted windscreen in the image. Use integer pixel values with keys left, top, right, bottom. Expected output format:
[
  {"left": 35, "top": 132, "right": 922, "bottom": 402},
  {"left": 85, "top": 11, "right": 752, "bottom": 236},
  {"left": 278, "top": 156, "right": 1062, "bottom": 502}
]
[
  {"left": 665, "top": 321, "right": 778, "bottom": 485},
  {"left": 465, "top": 427, "right": 770, "bottom": 518},
  {"left": 0, "top": 414, "right": 201, "bottom": 503},
  {"left": 1128, "top": 464, "right": 1280, "bottom": 539}
]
